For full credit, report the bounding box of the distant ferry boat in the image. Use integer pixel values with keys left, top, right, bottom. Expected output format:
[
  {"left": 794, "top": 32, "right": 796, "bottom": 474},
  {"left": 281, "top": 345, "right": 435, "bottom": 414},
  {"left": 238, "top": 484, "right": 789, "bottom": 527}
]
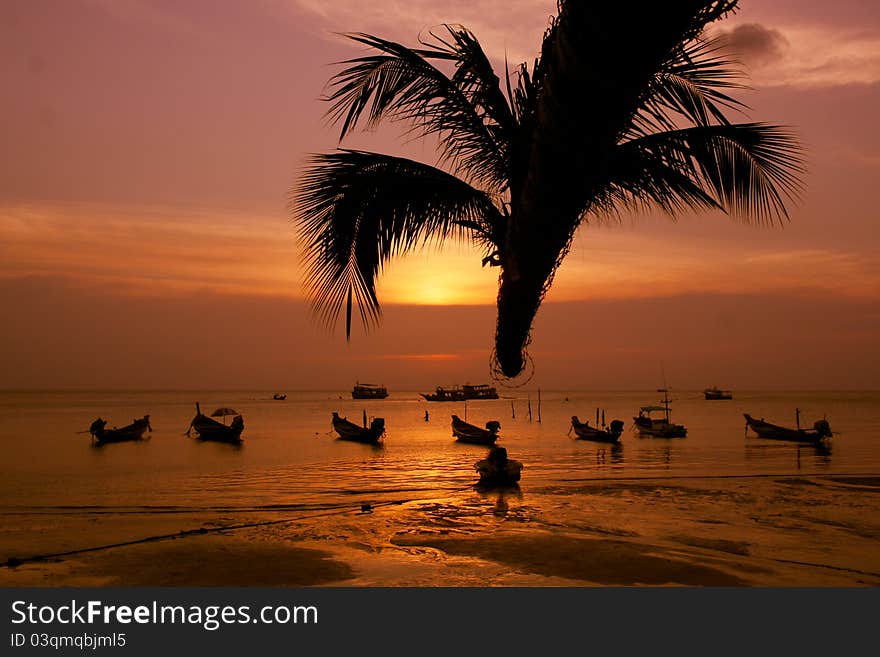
[
  {"left": 704, "top": 386, "right": 733, "bottom": 400},
  {"left": 352, "top": 383, "right": 389, "bottom": 399},
  {"left": 421, "top": 383, "right": 499, "bottom": 402}
]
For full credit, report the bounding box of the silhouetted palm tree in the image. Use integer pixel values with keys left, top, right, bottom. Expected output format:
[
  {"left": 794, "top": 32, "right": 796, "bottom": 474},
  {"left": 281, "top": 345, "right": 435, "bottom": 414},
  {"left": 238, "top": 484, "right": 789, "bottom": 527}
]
[{"left": 294, "top": 1, "right": 803, "bottom": 379}]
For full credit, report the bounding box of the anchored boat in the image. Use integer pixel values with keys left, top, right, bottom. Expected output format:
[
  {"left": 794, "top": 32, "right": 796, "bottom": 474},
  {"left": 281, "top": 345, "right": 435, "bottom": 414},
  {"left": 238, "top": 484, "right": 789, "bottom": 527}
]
[
  {"left": 187, "top": 403, "right": 244, "bottom": 443},
  {"left": 570, "top": 416, "right": 624, "bottom": 443},
  {"left": 634, "top": 389, "right": 687, "bottom": 438},
  {"left": 352, "top": 383, "right": 389, "bottom": 399},
  {"left": 89, "top": 415, "right": 152, "bottom": 444},
  {"left": 421, "top": 383, "right": 498, "bottom": 402},
  {"left": 704, "top": 386, "right": 733, "bottom": 400},
  {"left": 451, "top": 415, "right": 500, "bottom": 445},
  {"left": 744, "top": 410, "right": 832, "bottom": 443},
  {"left": 331, "top": 412, "right": 385, "bottom": 444}
]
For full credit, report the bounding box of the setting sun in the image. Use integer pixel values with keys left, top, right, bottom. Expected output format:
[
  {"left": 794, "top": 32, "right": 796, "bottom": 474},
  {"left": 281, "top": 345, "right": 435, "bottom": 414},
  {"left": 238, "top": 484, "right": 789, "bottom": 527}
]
[{"left": 379, "top": 248, "right": 498, "bottom": 306}]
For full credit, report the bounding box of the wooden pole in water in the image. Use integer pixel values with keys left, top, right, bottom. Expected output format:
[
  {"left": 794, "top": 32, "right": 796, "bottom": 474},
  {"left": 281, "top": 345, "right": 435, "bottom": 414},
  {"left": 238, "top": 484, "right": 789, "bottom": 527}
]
[
  {"left": 511, "top": 400, "right": 515, "bottom": 419},
  {"left": 464, "top": 400, "right": 468, "bottom": 423},
  {"left": 537, "top": 389, "right": 542, "bottom": 423},
  {"left": 527, "top": 395, "right": 532, "bottom": 422}
]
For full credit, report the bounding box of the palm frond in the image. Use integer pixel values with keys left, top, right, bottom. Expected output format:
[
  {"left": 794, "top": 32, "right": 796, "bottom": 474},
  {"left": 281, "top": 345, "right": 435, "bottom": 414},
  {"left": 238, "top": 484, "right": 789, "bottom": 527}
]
[
  {"left": 295, "top": 150, "right": 502, "bottom": 338},
  {"left": 513, "top": 1, "right": 742, "bottom": 227},
  {"left": 592, "top": 149, "right": 723, "bottom": 221},
  {"left": 324, "top": 29, "right": 510, "bottom": 190},
  {"left": 612, "top": 123, "right": 804, "bottom": 224},
  {"left": 630, "top": 36, "right": 747, "bottom": 137},
  {"left": 420, "top": 26, "right": 515, "bottom": 134}
]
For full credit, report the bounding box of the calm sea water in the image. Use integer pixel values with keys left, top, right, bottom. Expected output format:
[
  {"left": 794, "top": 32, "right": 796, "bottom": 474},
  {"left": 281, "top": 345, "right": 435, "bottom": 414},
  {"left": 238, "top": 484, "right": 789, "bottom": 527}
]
[{"left": 1, "top": 389, "right": 878, "bottom": 513}]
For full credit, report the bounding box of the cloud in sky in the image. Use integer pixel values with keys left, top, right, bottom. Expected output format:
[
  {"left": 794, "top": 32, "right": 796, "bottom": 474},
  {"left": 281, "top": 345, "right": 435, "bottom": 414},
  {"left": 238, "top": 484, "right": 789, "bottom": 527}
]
[
  {"left": 553, "top": 234, "right": 880, "bottom": 301},
  {"left": 721, "top": 23, "right": 789, "bottom": 67},
  {"left": 0, "top": 203, "right": 302, "bottom": 299},
  {"left": 3, "top": 202, "right": 878, "bottom": 309},
  {"left": 717, "top": 22, "right": 880, "bottom": 88}
]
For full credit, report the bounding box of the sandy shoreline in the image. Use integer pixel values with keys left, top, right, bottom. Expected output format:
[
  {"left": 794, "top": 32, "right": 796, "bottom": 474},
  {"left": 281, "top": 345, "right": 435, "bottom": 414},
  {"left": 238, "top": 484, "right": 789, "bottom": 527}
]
[{"left": 2, "top": 474, "right": 879, "bottom": 587}]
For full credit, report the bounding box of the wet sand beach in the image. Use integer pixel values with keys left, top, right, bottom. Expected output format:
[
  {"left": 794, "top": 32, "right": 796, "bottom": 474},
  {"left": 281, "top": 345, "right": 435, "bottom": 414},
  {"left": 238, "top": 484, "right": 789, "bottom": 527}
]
[{"left": 3, "top": 473, "right": 878, "bottom": 587}]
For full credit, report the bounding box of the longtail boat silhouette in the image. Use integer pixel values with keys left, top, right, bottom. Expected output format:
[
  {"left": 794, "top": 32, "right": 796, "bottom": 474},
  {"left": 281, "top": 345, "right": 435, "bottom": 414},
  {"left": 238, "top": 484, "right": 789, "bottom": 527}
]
[
  {"left": 186, "top": 403, "right": 244, "bottom": 443},
  {"left": 88, "top": 415, "right": 152, "bottom": 445},
  {"left": 451, "top": 415, "right": 500, "bottom": 445},
  {"left": 744, "top": 409, "right": 832, "bottom": 443},
  {"left": 570, "top": 412, "right": 624, "bottom": 444},
  {"left": 331, "top": 412, "right": 385, "bottom": 444}
]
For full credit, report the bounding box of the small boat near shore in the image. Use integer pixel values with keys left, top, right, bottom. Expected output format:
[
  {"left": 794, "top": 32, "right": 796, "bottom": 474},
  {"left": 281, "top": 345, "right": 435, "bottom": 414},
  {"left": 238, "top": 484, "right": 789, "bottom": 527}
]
[
  {"left": 474, "top": 447, "right": 522, "bottom": 487},
  {"left": 704, "top": 386, "right": 733, "bottom": 400},
  {"left": 89, "top": 415, "right": 152, "bottom": 444},
  {"left": 352, "top": 383, "right": 389, "bottom": 399},
  {"left": 570, "top": 416, "right": 624, "bottom": 443},
  {"left": 187, "top": 403, "right": 244, "bottom": 443},
  {"left": 451, "top": 415, "right": 500, "bottom": 445},
  {"left": 744, "top": 411, "right": 832, "bottom": 443},
  {"left": 634, "top": 389, "right": 687, "bottom": 438},
  {"left": 272, "top": 393, "right": 287, "bottom": 400},
  {"left": 331, "top": 412, "right": 385, "bottom": 444}
]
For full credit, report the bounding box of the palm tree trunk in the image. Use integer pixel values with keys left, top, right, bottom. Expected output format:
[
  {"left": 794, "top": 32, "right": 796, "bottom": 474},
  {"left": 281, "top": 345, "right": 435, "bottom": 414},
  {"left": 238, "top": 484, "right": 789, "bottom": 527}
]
[
  {"left": 495, "top": 217, "right": 572, "bottom": 378},
  {"left": 495, "top": 270, "right": 545, "bottom": 378}
]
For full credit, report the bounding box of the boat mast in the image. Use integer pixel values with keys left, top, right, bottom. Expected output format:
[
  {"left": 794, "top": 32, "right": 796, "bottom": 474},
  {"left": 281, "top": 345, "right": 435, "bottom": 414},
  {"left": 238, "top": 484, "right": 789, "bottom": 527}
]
[
  {"left": 657, "top": 361, "right": 672, "bottom": 425},
  {"left": 659, "top": 389, "right": 671, "bottom": 423}
]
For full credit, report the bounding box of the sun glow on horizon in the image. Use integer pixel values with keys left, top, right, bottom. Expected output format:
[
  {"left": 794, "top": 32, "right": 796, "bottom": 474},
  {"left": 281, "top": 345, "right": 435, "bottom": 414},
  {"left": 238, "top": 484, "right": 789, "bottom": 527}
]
[
  {"left": 3, "top": 202, "right": 878, "bottom": 309},
  {"left": 379, "top": 247, "right": 498, "bottom": 306}
]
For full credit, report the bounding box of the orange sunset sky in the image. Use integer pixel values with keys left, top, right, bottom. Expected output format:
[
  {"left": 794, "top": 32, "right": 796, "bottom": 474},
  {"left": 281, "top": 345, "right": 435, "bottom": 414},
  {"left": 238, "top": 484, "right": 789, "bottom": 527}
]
[{"left": 1, "top": 0, "right": 879, "bottom": 390}]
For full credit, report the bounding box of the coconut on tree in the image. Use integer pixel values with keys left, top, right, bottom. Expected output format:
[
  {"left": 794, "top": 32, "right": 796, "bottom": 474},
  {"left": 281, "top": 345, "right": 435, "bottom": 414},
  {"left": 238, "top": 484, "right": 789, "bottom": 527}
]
[{"left": 293, "top": 0, "right": 803, "bottom": 380}]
